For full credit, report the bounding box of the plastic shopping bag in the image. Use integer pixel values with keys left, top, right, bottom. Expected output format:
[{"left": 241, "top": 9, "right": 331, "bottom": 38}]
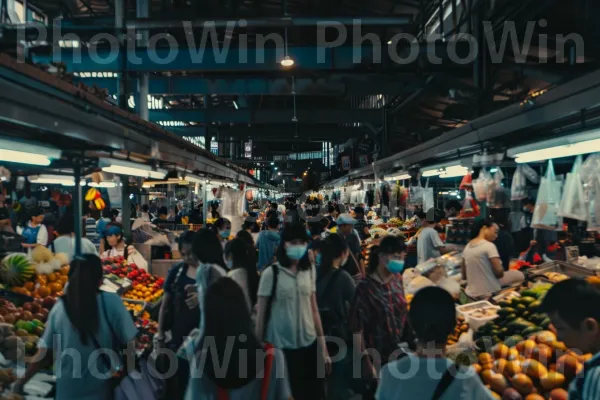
[
  {"left": 408, "top": 181, "right": 424, "bottom": 210},
  {"left": 461, "top": 190, "right": 480, "bottom": 217},
  {"left": 587, "top": 176, "right": 600, "bottom": 231},
  {"left": 532, "top": 160, "right": 563, "bottom": 230},
  {"left": 488, "top": 168, "right": 511, "bottom": 208},
  {"left": 473, "top": 169, "right": 493, "bottom": 202},
  {"left": 423, "top": 179, "right": 435, "bottom": 212},
  {"left": 558, "top": 155, "right": 587, "bottom": 221},
  {"left": 511, "top": 165, "right": 528, "bottom": 200},
  {"left": 521, "top": 164, "right": 540, "bottom": 184}
]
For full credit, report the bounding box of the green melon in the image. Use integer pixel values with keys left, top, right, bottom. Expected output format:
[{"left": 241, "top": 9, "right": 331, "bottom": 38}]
[{"left": 1, "top": 253, "right": 35, "bottom": 286}]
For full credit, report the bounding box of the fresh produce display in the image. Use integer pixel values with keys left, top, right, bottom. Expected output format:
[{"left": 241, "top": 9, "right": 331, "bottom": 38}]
[
  {"left": 0, "top": 368, "right": 18, "bottom": 392},
  {"left": 0, "top": 254, "right": 35, "bottom": 286},
  {"left": 10, "top": 267, "right": 69, "bottom": 299},
  {"left": 103, "top": 257, "right": 165, "bottom": 302},
  {"left": 447, "top": 316, "right": 469, "bottom": 346},
  {"left": 134, "top": 315, "right": 158, "bottom": 355},
  {"left": 540, "top": 272, "right": 569, "bottom": 283},
  {"left": 123, "top": 300, "right": 145, "bottom": 316},
  {"left": 388, "top": 217, "right": 403, "bottom": 227}
]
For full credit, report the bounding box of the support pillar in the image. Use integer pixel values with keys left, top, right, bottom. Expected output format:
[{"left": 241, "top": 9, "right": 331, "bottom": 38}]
[
  {"left": 121, "top": 177, "right": 131, "bottom": 238},
  {"left": 115, "top": 0, "right": 128, "bottom": 110},
  {"left": 137, "top": 0, "right": 149, "bottom": 120},
  {"left": 73, "top": 161, "right": 83, "bottom": 256}
]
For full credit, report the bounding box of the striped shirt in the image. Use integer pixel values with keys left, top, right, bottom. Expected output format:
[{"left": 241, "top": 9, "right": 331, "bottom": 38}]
[
  {"left": 569, "top": 352, "right": 600, "bottom": 400},
  {"left": 349, "top": 274, "right": 409, "bottom": 365},
  {"left": 85, "top": 217, "right": 98, "bottom": 243}
]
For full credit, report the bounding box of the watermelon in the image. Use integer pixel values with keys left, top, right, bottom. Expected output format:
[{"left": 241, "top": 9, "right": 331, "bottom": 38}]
[{"left": 1, "top": 253, "right": 35, "bottom": 286}]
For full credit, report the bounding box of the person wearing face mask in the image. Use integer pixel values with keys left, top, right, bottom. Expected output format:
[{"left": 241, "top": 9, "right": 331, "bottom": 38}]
[
  {"left": 256, "top": 215, "right": 281, "bottom": 271},
  {"left": 224, "top": 238, "right": 259, "bottom": 311},
  {"left": 255, "top": 223, "right": 331, "bottom": 400},
  {"left": 212, "top": 217, "right": 232, "bottom": 249},
  {"left": 315, "top": 234, "right": 356, "bottom": 400},
  {"left": 462, "top": 219, "right": 525, "bottom": 299},
  {"left": 349, "top": 235, "right": 410, "bottom": 377}
]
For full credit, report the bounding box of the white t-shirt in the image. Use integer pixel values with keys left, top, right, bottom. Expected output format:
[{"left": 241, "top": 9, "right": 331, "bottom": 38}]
[
  {"left": 17, "top": 223, "right": 48, "bottom": 246},
  {"left": 101, "top": 245, "right": 148, "bottom": 271},
  {"left": 196, "top": 263, "right": 227, "bottom": 338},
  {"left": 51, "top": 236, "right": 98, "bottom": 262},
  {"left": 463, "top": 240, "right": 502, "bottom": 297},
  {"left": 257, "top": 263, "right": 317, "bottom": 349},
  {"left": 376, "top": 354, "right": 495, "bottom": 400},
  {"left": 417, "top": 227, "right": 445, "bottom": 264}
]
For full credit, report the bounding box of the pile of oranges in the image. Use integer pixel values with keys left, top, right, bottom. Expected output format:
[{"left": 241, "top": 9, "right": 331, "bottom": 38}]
[
  {"left": 124, "top": 284, "right": 164, "bottom": 303},
  {"left": 11, "top": 266, "right": 69, "bottom": 299}
]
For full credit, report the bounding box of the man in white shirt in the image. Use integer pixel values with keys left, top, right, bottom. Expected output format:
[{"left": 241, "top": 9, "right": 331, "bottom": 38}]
[{"left": 416, "top": 210, "right": 449, "bottom": 265}]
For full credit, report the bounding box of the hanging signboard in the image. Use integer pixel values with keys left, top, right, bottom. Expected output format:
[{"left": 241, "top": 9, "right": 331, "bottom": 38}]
[
  {"left": 244, "top": 141, "right": 252, "bottom": 159},
  {"left": 341, "top": 156, "right": 351, "bottom": 171}
]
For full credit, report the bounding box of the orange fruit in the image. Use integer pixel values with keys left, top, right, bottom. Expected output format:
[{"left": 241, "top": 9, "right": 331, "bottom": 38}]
[
  {"left": 38, "top": 286, "right": 50, "bottom": 298},
  {"left": 60, "top": 266, "right": 70, "bottom": 276},
  {"left": 24, "top": 281, "right": 35, "bottom": 291},
  {"left": 540, "top": 372, "right": 566, "bottom": 391}
]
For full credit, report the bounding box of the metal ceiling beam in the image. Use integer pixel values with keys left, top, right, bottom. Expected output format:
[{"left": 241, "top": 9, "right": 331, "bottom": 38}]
[
  {"left": 150, "top": 108, "right": 381, "bottom": 124},
  {"left": 74, "top": 74, "right": 426, "bottom": 96},
  {"left": 167, "top": 124, "right": 366, "bottom": 138}
]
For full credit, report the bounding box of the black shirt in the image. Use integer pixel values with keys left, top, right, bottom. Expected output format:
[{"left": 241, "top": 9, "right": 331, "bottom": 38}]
[
  {"left": 494, "top": 228, "right": 516, "bottom": 271},
  {"left": 164, "top": 263, "right": 199, "bottom": 348}
]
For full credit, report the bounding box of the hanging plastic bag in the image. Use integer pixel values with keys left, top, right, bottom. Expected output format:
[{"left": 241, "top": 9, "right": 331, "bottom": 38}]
[
  {"left": 459, "top": 173, "right": 473, "bottom": 190},
  {"left": 472, "top": 169, "right": 493, "bottom": 202},
  {"left": 407, "top": 181, "right": 424, "bottom": 210},
  {"left": 587, "top": 176, "right": 600, "bottom": 231},
  {"left": 422, "top": 179, "right": 435, "bottom": 213},
  {"left": 511, "top": 165, "right": 528, "bottom": 200},
  {"left": 460, "top": 190, "right": 480, "bottom": 218},
  {"left": 558, "top": 155, "right": 587, "bottom": 221},
  {"left": 521, "top": 164, "right": 540, "bottom": 184},
  {"left": 532, "top": 160, "right": 563, "bottom": 230},
  {"left": 488, "top": 168, "right": 511, "bottom": 208}
]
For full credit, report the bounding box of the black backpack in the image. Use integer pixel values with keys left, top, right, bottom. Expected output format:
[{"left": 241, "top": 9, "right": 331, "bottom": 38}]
[{"left": 316, "top": 269, "right": 343, "bottom": 337}]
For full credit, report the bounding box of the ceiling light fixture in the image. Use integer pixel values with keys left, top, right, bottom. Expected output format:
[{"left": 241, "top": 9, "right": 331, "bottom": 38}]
[
  {"left": 100, "top": 158, "right": 167, "bottom": 179},
  {"left": 0, "top": 139, "right": 61, "bottom": 166},
  {"left": 386, "top": 173, "right": 411, "bottom": 181},
  {"left": 233, "top": 100, "right": 239, "bottom": 110},
  {"left": 28, "top": 175, "right": 85, "bottom": 186},
  {"left": 184, "top": 174, "right": 204, "bottom": 183},
  {"left": 88, "top": 181, "right": 118, "bottom": 188},
  {"left": 508, "top": 129, "right": 600, "bottom": 163}
]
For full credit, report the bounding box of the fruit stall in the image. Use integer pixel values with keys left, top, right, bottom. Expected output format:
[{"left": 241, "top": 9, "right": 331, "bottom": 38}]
[{"left": 445, "top": 265, "right": 599, "bottom": 399}]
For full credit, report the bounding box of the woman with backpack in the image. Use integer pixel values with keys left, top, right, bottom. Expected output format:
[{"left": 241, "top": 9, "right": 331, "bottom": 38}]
[
  {"left": 13, "top": 254, "right": 137, "bottom": 399},
  {"left": 316, "top": 233, "right": 356, "bottom": 400},
  {"left": 225, "top": 238, "right": 259, "bottom": 311},
  {"left": 186, "top": 277, "right": 292, "bottom": 399},
  {"left": 255, "top": 223, "right": 331, "bottom": 400}
]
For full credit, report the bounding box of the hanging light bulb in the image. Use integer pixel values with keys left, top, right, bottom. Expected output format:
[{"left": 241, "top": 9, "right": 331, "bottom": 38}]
[{"left": 281, "top": 55, "right": 294, "bottom": 67}]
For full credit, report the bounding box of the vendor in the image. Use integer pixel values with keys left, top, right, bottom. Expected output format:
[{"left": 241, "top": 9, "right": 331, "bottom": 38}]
[
  {"left": 415, "top": 210, "right": 449, "bottom": 264},
  {"left": 17, "top": 208, "right": 48, "bottom": 249},
  {"left": 444, "top": 200, "right": 462, "bottom": 218},
  {"left": 101, "top": 223, "right": 148, "bottom": 270},
  {"left": 462, "top": 219, "right": 524, "bottom": 298},
  {"left": 152, "top": 206, "right": 169, "bottom": 225}
]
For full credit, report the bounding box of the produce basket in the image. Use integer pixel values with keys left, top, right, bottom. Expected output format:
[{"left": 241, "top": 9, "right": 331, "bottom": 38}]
[
  {"left": 456, "top": 300, "right": 500, "bottom": 320},
  {"left": 526, "top": 261, "right": 593, "bottom": 279}
]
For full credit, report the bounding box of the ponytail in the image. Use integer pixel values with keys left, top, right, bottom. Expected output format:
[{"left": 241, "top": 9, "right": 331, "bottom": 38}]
[{"left": 63, "top": 254, "right": 103, "bottom": 344}]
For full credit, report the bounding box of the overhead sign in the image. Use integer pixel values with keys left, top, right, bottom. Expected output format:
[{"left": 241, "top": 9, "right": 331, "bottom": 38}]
[
  {"left": 244, "top": 141, "right": 252, "bottom": 159},
  {"left": 341, "top": 156, "right": 351, "bottom": 171}
]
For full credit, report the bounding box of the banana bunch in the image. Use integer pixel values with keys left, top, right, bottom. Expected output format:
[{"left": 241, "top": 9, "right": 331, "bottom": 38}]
[{"left": 85, "top": 188, "right": 106, "bottom": 211}]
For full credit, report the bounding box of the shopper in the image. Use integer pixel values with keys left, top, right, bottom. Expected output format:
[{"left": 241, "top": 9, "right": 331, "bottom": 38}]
[
  {"left": 353, "top": 206, "right": 370, "bottom": 241},
  {"left": 212, "top": 217, "right": 231, "bottom": 249},
  {"left": 236, "top": 229, "right": 256, "bottom": 248},
  {"left": 462, "top": 219, "right": 524, "bottom": 298},
  {"left": 157, "top": 231, "right": 199, "bottom": 399},
  {"left": 192, "top": 228, "right": 228, "bottom": 337},
  {"left": 141, "top": 204, "right": 153, "bottom": 222},
  {"left": 376, "top": 286, "right": 495, "bottom": 400},
  {"left": 444, "top": 200, "right": 462, "bottom": 218},
  {"left": 307, "top": 215, "right": 326, "bottom": 242},
  {"left": 13, "top": 254, "right": 137, "bottom": 399},
  {"left": 225, "top": 238, "right": 259, "bottom": 310},
  {"left": 101, "top": 223, "right": 148, "bottom": 270},
  {"left": 349, "top": 235, "right": 410, "bottom": 374},
  {"left": 489, "top": 209, "right": 517, "bottom": 271},
  {"left": 50, "top": 215, "right": 98, "bottom": 260},
  {"left": 186, "top": 277, "right": 292, "bottom": 399},
  {"left": 316, "top": 233, "right": 357, "bottom": 400},
  {"left": 256, "top": 214, "right": 281, "bottom": 271},
  {"left": 210, "top": 201, "right": 221, "bottom": 219},
  {"left": 325, "top": 204, "right": 339, "bottom": 228},
  {"left": 168, "top": 206, "right": 178, "bottom": 222},
  {"left": 415, "top": 210, "right": 449, "bottom": 265},
  {"left": 151, "top": 206, "right": 169, "bottom": 225},
  {"left": 539, "top": 279, "right": 600, "bottom": 399},
  {"left": 336, "top": 213, "right": 364, "bottom": 281},
  {"left": 255, "top": 223, "right": 331, "bottom": 400},
  {"left": 18, "top": 208, "right": 48, "bottom": 249}
]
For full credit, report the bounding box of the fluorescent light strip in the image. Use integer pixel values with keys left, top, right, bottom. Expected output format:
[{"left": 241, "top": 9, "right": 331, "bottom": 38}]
[
  {"left": 0, "top": 150, "right": 52, "bottom": 166},
  {"left": 100, "top": 158, "right": 167, "bottom": 179},
  {"left": 88, "top": 181, "right": 117, "bottom": 188},
  {"left": 514, "top": 138, "right": 600, "bottom": 163},
  {"left": 184, "top": 174, "right": 204, "bottom": 183}
]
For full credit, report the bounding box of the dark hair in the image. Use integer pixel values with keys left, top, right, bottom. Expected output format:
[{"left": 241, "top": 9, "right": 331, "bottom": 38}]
[
  {"left": 225, "top": 238, "right": 259, "bottom": 305},
  {"left": 470, "top": 219, "right": 497, "bottom": 240},
  {"left": 409, "top": 286, "right": 457, "bottom": 344},
  {"left": 193, "top": 228, "right": 227, "bottom": 270},
  {"left": 275, "top": 223, "right": 311, "bottom": 271},
  {"left": 202, "top": 277, "right": 263, "bottom": 387},
  {"left": 367, "top": 236, "right": 406, "bottom": 275},
  {"left": 242, "top": 221, "right": 256, "bottom": 231},
  {"left": 158, "top": 206, "right": 168, "bottom": 216},
  {"left": 319, "top": 234, "right": 349, "bottom": 277},
  {"left": 267, "top": 215, "right": 280, "bottom": 229},
  {"left": 415, "top": 211, "right": 427, "bottom": 221},
  {"left": 236, "top": 230, "right": 255, "bottom": 248},
  {"left": 214, "top": 217, "right": 231, "bottom": 230},
  {"left": 63, "top": 254, "right": 103, "bottom": 344},
  {"left": 142, "top": 204, "right": 149, "bottom": 212},
  {"left": 354, "top": 206, "right": 365, "bottom": 216},
  {"left": 328, "top": 205, "right": 335, "bottom": 214},
  {"left": 522, "top": 197, "right": 535, "bottom": 206},
  {"left": 28, "top": 207, "right": 44, "bottom": 221},
  {"left": 308, "top": 220, "right": 323, "bottom": 237},
  {"left": 111, "top": 209, "right": 119, "bottom": 220},
  {"left": 102, "top": 222, "right": 125, "bottom": 249},
  {"left": 540, "top": 278, "right": 600, "bottom": 329},
  {"left": 444, "top": 200, "right": 462, "bottom": 212},
  {"left": 177, "top": 230, "right": 196, "bottom": 248},
  {"left": 270, "top": 202, "right": 278, "bottom": 210},
  {"left": 489, "top": 208, "right": 509, "bottom": 229},
  {"left": 56, "top": 214, "right": 74, "bottom": 235}
]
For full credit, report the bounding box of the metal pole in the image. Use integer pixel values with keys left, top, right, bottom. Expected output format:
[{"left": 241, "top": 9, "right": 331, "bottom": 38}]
[
  {"left": 137, "top": 0, "right": 149, "bottom": 120},
  {"left": 202, "top": 182, "right": 208, "bottom": 225},
  {"left": 121, "top": 176, "right": 131, "bottom": 238},
  {"left": 438, "top": 0, "right": 444, "bottom": 37},
  {"left": 115, "top": 0, "right": 127, "bottom": 110},
  {"left": 73, "top": 161, "right": 82, "bottom": 256}
]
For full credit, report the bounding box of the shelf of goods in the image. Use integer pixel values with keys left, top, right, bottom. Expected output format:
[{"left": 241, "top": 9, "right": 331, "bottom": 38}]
[
  {"left": 445, "top": 218, "right": 476, "bottom": 246},
  {"left": 457, "top": 262, "right": 599, "bottom": 399}
]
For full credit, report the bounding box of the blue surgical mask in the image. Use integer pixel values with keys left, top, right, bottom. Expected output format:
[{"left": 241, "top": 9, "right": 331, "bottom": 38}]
[
  {"left": 306, "top": 229, "right": 312, "bottom": 237},
  {"left": 226, "top": 259, "right": 233, "bottom": 269},
  {"left": 220, "top": 230, "right": 231, "bottom": 239},
  {"left": 387, "top": 259, "right": 405, "bottom": 274},
  {"left": 315, "top": 253, "right": 322, "bottom": 266},
  {"left": 286, "top": 244, "right": 308, "bottom": 260}
]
